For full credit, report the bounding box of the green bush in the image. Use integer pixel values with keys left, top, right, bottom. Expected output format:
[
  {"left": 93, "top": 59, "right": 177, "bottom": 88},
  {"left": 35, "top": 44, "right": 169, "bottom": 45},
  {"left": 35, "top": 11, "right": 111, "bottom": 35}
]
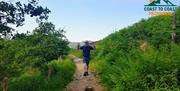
[
  {"left": 0, "top": 22, "right": 70, "bottom": 80},
  {"left": 5, "top": 60, "right": 75, "bottom": 91}
]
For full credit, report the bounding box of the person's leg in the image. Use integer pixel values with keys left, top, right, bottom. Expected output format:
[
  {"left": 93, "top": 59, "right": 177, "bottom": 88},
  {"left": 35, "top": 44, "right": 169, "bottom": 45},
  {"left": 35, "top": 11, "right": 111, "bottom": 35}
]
[
  {"left": 86, "top": 61, "right": 89, "bottom": 74},
  {"left": 83, "top": 58, "right": 88, "bottom": 76},
  {"left": 83, "top": 63, "right": 88, "bottom": 76},
  {"left": 83, "top": 58, "right": 90, "bottom": 76},
  {"left": 87, "top": 65, "right": 89, "bottom": 72},
  {"left": 84, "top": 63, "right": 88, "bottom": 72}
]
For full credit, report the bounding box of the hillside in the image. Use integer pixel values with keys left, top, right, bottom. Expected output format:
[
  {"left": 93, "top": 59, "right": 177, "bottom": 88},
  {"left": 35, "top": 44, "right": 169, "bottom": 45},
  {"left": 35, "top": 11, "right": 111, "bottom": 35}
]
[{"left": 91, "top": 8, "right": 180, "bottom": 91}]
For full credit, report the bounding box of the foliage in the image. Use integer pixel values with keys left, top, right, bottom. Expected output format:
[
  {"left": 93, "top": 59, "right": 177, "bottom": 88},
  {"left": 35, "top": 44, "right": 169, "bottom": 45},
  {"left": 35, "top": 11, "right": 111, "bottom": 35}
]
[
  {"left": 0, "top": 0, "right": 51, "bottom": 38},
  {"left": 0, "top": 22, "right": 70, "bottom": 80},
  {"left": 4, "top": 60, "right": 75, "bottom": 91},
  {"left": 0, "top": 39, "right": 24, "bottom": 79},
  {"left": 91, "top": 8, "right": 180, "bottom": 91}
]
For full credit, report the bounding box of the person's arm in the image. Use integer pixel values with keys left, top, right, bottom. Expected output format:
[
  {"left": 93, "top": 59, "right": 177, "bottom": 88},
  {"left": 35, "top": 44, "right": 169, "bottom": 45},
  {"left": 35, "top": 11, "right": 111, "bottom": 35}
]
[
  {"left": 93, "top": 45, "right": 96, "bottom": 50},
  {"left": 90, "top": 44, "right": 95, "bottom": 50}
]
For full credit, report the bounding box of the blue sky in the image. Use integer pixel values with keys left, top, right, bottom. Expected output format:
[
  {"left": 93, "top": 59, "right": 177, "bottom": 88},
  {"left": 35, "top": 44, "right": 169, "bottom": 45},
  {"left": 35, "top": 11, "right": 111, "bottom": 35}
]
[{"left": 15, "top": 0, "right": 180, "bottom": 42}]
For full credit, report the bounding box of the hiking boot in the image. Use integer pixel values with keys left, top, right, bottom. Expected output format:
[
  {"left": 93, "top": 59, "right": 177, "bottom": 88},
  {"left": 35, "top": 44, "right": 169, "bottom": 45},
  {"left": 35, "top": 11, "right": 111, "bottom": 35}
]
[
  {"left": 83, "top": 72, "right": 89, "bottom": 76},
  {"left": 83, "top": 72, "right": 87, "bottom": 76},
  {"left": 86, "top": 72, "right": 89, "bottom": 76}
]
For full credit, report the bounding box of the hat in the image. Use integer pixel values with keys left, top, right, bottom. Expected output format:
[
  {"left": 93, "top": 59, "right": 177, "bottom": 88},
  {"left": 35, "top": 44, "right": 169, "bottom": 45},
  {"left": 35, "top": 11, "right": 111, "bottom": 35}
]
[{"left": 84, "top": 41, "right": 89, "bottom": 45}]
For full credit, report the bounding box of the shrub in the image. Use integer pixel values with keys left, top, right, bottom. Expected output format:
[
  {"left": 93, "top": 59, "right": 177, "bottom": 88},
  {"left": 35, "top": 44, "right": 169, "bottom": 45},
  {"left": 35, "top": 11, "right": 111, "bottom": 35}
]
[{"left": 4, "top": 60, "right": 75, "bottom": 91}]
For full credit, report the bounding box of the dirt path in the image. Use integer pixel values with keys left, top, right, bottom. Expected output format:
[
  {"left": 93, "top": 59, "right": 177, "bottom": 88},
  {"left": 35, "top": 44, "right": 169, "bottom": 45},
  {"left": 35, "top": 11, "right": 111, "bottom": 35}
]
[{"left": 65, "top": 55, "right": 106, "bottom": 91}]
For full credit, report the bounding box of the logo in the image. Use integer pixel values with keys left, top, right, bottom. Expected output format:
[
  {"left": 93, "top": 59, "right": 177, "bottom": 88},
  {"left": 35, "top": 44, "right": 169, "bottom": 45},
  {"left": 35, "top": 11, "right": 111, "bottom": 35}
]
[{"left": 144, "top": 0, "right": 178, "bottom": 16}]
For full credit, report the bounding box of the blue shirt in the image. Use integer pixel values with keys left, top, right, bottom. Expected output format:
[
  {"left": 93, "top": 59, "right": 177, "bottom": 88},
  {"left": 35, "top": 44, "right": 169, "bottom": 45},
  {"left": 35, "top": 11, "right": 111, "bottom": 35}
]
[{"left": 80, "top": 45, "right": 94, "bottom": 58}]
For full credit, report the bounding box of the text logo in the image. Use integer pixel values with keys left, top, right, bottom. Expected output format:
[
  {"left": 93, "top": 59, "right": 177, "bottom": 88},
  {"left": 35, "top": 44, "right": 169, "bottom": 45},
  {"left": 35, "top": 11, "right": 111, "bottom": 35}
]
[{"left": 144, "top": 0, "right": 177, "bottom": 16}]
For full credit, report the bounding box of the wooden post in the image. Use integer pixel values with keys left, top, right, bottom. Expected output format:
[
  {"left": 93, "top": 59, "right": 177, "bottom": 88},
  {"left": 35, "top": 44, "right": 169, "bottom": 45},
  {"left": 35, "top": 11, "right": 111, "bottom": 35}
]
[
  {"left": 77, "top": 43, "right": 80, "bottom": 50},
  {"left": 172, "top": 14, "right": 176, "bottom": 41},
  {"left": 48, "top": 66, "right": 52, "bottom": 79},
  {"left": 2, "top": 77, "right": 8, "bottom": 91}
]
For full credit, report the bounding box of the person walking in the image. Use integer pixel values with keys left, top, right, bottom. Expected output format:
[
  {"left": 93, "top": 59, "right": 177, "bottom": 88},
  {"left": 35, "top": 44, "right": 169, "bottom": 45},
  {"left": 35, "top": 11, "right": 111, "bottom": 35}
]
[{"left": 79, "top": 41, "right": 95, "bottom": 76}]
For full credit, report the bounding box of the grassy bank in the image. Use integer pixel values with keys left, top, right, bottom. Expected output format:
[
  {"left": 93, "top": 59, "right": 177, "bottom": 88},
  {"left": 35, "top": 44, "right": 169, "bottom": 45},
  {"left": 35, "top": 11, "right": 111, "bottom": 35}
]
[
  {"left": 1, "top": 60, "right": 75, "bottom": 91},
  {"left": 91, "top": 43, "right": 180, "bottom": 91},
  {"left": 91, "top": 8, "right": 180, "bottom": 91}
]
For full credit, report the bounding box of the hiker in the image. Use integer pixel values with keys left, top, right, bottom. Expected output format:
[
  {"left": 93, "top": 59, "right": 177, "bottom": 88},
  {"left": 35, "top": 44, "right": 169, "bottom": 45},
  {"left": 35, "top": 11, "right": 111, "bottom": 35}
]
[{"left": 79, "top": 41, "right": 95, "bottom": 76}]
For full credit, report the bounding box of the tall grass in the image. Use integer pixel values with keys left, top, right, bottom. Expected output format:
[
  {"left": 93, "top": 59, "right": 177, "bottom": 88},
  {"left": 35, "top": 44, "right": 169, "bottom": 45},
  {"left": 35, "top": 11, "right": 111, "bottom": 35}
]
[
  {"left": 3, "top": 60, "right": 75, "bottom": 91},
  {"left": 91, "top": 43, "right": 180, "bottom": 91},
  {"left": 90, "top": 8, "right": 180, "bottom": 91}
]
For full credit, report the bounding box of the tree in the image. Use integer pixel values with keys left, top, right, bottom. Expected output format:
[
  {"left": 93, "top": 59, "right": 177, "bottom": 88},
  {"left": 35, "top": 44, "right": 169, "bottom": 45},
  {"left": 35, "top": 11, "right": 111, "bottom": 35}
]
[
  {"left": 0, "top": 0, "right": 51, "bottom": 38},
  {"left": 33, "top": 22, "right": 66, "bottom": 38},
  {"left": 12, "top": 32, "right": 28, "bottom": 39},
  {"left": 29, "top": 22, "right": 69, "bottom": 62},
  {"left": 0, "top": 22, "right": 70, "bottom": 80}
]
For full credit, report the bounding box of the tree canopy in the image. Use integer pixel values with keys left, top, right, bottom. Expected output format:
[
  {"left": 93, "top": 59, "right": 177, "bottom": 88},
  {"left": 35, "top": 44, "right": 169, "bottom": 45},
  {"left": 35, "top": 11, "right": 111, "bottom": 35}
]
[
  {"left": 0, "top": 0, "right": 51, "bottom": 38},
  {"left": 0, "top": 22, "right": 70, "bottom": 80}
]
